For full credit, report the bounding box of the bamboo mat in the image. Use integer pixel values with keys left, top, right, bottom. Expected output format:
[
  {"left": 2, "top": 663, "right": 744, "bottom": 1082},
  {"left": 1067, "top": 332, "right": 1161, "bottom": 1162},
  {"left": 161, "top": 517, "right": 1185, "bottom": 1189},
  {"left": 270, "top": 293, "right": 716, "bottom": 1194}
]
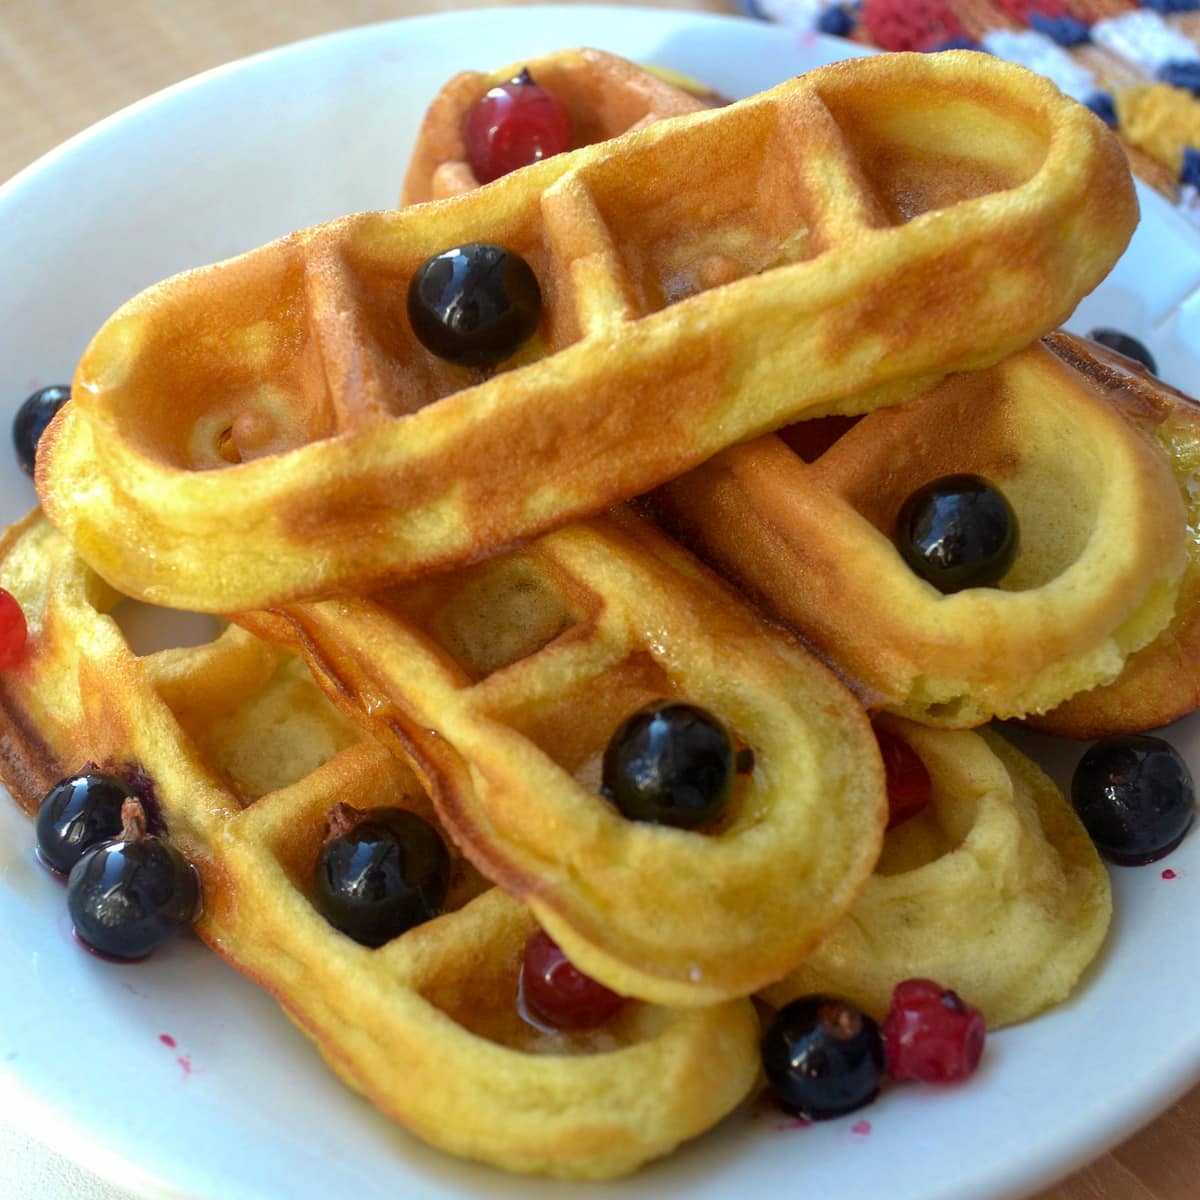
[{"left": 0, "top": 3, "right": 1197, "bottom": 1200}]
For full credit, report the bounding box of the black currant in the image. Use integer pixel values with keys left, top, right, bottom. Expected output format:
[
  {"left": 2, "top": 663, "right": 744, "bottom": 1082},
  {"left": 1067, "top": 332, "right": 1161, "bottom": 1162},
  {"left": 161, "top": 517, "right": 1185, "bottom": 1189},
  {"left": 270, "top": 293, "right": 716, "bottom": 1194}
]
[
  {"left": 407, "top": 242, "right": 541, "bottom": 367},
  {"left": 601, "top": 701, "right": 736, "bottom": 829},
  {"left": 761, "top": 995, "right": 886, "bottom": 1120},
  {"left": 36, "top": 771, "right": 135, "bottom": 875},
  {"left": 13, "top": 385, "right": 70, "bottom": 477},
  {"left": 1088, "top": 328, "right": 1157, "bottom": 374},
  {"left": 1071, "top": 734, "right": 1195, "bottom": 865},
  {"left": 313, "top": 804, "right": 450, "bottom": 947},
  {"left": 896, "top": 474, "right": 1018, "bottom": 594},
  {"left": 67, "top": 800, "right": 199, "bottom": 960}
]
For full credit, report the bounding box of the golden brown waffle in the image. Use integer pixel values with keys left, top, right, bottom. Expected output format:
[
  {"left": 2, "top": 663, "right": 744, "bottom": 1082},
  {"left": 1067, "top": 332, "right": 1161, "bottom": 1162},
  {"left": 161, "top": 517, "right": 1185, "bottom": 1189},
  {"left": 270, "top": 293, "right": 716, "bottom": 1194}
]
[
  {"left": 1026, "top": 333, "right": 1200, "bottom": 737},
  {"left": 0, "top": 513, "right": 762, "bottom": 1180},
  {"left": 237, "top": 507, "right": 887, "bottom": 1008},
  {"left": 401, "top": 48, "right": 715, "bottom": 204},
  {"left": 648, "top": 338, "right": 1188, "bottom": 728},
  {"left": 761, "top": 718, "right": 1112, "bottom": 1030},
  {"left": 37, "top": 50, "right": 1136, "bottom": 612}
]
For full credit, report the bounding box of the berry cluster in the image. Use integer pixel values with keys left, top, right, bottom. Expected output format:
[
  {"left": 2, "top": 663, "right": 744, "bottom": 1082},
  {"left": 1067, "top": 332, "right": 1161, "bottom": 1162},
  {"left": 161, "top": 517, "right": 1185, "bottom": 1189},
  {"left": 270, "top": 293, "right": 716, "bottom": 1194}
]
[
  {"left": 762, "top": 980, "right": 987, "bottom": 1120},
  {"left": 36, "top": 771, "right": 199, "bottom": 960}
]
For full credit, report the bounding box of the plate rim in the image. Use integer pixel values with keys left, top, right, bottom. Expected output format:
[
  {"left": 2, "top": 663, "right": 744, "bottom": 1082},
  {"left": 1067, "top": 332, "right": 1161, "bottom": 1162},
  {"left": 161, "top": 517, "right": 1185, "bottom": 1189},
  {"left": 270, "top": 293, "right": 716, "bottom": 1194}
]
[{"left": 1, "top": 7, "right": 1199, "bottom": 1200}]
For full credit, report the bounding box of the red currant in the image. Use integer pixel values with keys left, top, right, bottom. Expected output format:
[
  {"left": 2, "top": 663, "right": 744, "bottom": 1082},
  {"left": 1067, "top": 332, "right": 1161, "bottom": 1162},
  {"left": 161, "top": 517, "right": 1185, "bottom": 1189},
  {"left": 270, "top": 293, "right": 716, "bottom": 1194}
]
[
  {"left": 520, "top": 929, "right": 623, "bottom": 1029},
  {"left": 463, "top": 69, "right": 571, "bottom": 184},
  {"left": 875, "top": 727, "right": 931, "bottom": 829},
  {"left": 0, "top": 588, "right": 28, "bottom": 669},
  {"left": 881, "top": 978, "right": 986, "bottom": 1084}
]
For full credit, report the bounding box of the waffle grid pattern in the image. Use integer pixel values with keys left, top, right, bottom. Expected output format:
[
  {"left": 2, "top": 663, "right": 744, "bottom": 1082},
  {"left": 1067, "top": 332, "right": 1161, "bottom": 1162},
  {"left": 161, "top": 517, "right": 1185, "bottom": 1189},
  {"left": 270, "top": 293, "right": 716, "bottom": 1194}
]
[
  {"left": 0, "top": 512, "right": 761, "bottom": 1180},
  {"left": 236, "top": 510, "right": 888, "bottom": 1008}
]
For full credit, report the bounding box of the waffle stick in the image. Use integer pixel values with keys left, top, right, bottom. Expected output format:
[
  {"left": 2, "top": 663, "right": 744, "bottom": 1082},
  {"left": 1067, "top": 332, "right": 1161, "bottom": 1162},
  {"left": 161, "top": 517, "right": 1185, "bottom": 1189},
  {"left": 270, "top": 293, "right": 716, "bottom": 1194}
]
[
  {"left": 1026, "top": 333, "right": 1200, "bottom": 737},
  {"left": 645, "top": 338, "right": 1188, "bottom": 729},
  {"left": 37, "top": 51, "right": 1137, "bottom": 612}
]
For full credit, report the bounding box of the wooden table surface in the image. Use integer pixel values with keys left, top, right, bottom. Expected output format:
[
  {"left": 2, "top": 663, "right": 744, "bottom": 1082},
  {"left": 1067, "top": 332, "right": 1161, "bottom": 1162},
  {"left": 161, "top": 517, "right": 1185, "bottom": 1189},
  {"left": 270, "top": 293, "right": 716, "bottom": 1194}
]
[{"left": 0, "top": 3, "right": 1197, "bottom": 1199}]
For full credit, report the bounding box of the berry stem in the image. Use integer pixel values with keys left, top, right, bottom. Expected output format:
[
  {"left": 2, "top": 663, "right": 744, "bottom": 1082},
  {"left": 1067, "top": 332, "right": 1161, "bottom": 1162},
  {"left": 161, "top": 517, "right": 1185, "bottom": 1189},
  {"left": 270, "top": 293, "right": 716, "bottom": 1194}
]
[
  {"left": 119, "top": 797, "right": 148, "bottom": 843},
  {"left": 324, "top": 802, "right": 367, "bottom": 843}
]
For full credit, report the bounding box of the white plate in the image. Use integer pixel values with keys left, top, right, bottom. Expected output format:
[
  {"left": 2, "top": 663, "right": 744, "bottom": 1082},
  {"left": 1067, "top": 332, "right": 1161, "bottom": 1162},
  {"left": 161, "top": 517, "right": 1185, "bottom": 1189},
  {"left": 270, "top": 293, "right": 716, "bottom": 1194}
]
[{"left": 1, "top": 7, "right": 1199, "bottom": 1200}]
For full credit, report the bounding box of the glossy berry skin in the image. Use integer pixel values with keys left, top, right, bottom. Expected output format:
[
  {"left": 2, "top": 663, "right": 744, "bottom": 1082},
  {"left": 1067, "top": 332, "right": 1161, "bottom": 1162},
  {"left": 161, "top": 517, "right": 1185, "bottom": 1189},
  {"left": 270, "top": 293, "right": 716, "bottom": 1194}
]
[
  {"left": 761, "top": 995, "right": 886, "bottom": 1120},
  {"left": 896, "top": 474, "right": 1018, "bottom": 594},
  {"left": 0, "top": 587, "right": 27, "bottom": 669},
  {"left": 67, "top": 835, "right": 199, "bottom": 960},
  {"left": 521, "top": 929, "right": 624, "bottom": 1029},
  {"left": 464, "top": 69, "right": 572, "bottom": 184},
  {"left": 314, "top": 808, "right": 450, "bottom": 947},
  {"left": 1071, "top": 735, "right": 1195, "bottom": 866},
  {"left": 36, "top": 772, "right": 134, "bottom": 876},
  {"left": 875, "top": 727, "right": 932, "bottom": 829},
  {"left": 408, "top": 242, "right": 541, "bottom": 367},
  {"left": 881, "top": 978, "right": 986, "bottom": 1084},
  {"left": 601, "top": 701, "right": 736, "bottom": 829},
  {"left": 1088, "top": 327, "right": 1157, "bottom": 375},
  {"left": 13, "top": 384, "right": 70, "bottom": 477}
]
